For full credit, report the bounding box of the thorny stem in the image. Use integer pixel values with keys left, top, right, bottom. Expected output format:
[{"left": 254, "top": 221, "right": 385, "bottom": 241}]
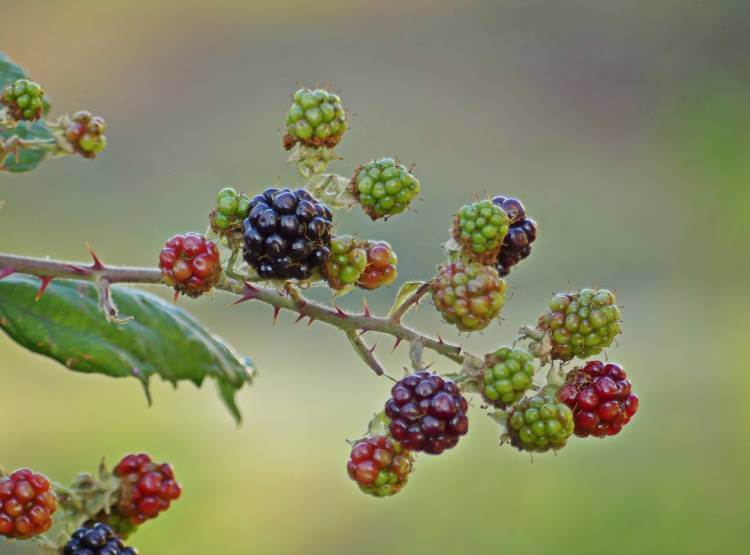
[{"left": 0, "top": 252, "right": 476, "bottom": 372}]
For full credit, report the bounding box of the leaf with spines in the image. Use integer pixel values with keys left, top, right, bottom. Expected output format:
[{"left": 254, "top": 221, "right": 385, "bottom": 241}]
[{"left": 0, "top": 274, "right": 256, "bottom": 422}]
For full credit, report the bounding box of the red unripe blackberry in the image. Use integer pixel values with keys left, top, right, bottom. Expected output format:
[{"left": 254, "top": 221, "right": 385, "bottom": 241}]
[
  {"left": 346, "top": 436, "right": 414, "bottom": 497},
  {"left": 159, "top": 233, "right": 221, "bottom": 297},
  {"left": 111, "top": 454, "right": 181, "bottom": 533},
  {"left": 558, "top": 361, "right": 639, "bottom": 438},
  {"left": 0, "top": 469, "right": 57, "bottom": 539},
  {"left": 492, "top": 196, "right": 538, "bottom": 277},
  {"left": 64, "top": 110, "right": 108, "bottom": 158},
  {"left": 431, "top": 261, "right": 506, "bottom": 332},
  {"left": 385, "top": 371, "right": 469, "bottom": 455},
  {"left": 357, "top": 241, "right": 398, "bottom": 290},
  {"left": 242, "top": 187, "right": 333, "bottom": 280}
]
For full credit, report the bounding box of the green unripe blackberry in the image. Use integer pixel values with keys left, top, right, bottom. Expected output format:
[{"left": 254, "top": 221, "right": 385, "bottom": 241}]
[
  {"left": 481, "top": 347, "right": 536, "bottom": 408},
  {"left": 431, "top": 261, "right": 506, "bottom": 332},
  {"left": 323, "top": 235, "right": 368, "bottom": 290},
  {"left": 453, "top": 199, "right": 510, "bottom": 263},
  {"left": 507, "top": 387, "right": 574, "bottom": 453},
  {"left": 64, "top": 111, "right": 107, "bottom": 158},
  {"left": 529, "top": 288, "right": 622, "bottom": 362},
  {"left": 283, "top": 87, "right": 348, "bottom": 150},
  {"left": 351, "top": 157, "right": 421, "bottom": 220},
  {"left": 1, "top": 78, "right": 44, "bottom": 121},
  {"left": 210, "top": 187, "right": 251, "bottom": 247}
]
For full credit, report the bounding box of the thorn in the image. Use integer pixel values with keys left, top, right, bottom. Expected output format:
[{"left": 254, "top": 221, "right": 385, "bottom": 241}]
[
  {"left": 232, "top": 282, "right": 259, "bottom": 305},
  {"left": 333, "top": 303, "right": 348, "bottom": 318},
  {"left": 35, "top": 276, "right": 53, "bottom": 301},
  {"left": 392, "top": 337, "right": 403, "bottom": 352},
  {"left": 0, "top": 267, "right": 15, "bottom": 280},
  {"left": 86, "top": 242, "right": 105, "bottom": 270},
  {"left": 65, "top": 264, "right": 92, "bottom": 276},
  {"left": 424, "top": 361, "right": 435, "bottom": 370},
  {"left": 362, "top": 298, "right": 371, "bottom": 318},
  {"left": 272, "top": 305, "right": 281, "bottom": 325},
  {"left": 369, "top": 343, "right": 377, "bottom": 354},
  {"left": 294, "top": 312, "right": 306, "bottom": 325},
  {"left": 358, "top": 328, "right": 369, "bottom": 336},
  {"left": 306, "top": 316, "right": 317, "bottom": 328},
  {"left": 437, "top": 334, "right": 445, "bottom": 344},
  {"left": 173, "top": 290, "right": 180, "bottom": 304}
]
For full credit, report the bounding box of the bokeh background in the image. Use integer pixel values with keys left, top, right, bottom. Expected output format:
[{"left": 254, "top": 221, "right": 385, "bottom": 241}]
[{"left": 2, "top": 1, "right": 749, "bottom": 553}]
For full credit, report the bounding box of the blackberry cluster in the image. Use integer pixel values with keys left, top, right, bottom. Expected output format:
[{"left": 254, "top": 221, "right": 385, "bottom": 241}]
[
  {"left": 0, "top": 469, "right": 57, "bottom": 539},
  {"left": 64, "top": 111, "right": 107, "bottom": 158},
  {"left": 386, "top": 371, "right": 469, "bottom": 455},
  {"left": 159, "top": 233, "right": 221, "bottom": 298},
  {"left": 481, "top": 347, "right": 536, "bottom": 408},
  {"left": 347, "top": 436, "right": 414, "bottom": 497},
  {"left": 351, "top": 157, "right": 421, "bottom": 220},
  {"left": 1, "top": 78, "right": 44, "bottom": 121},
  {"left": 324, "top": 235, "right": 368, "bottom": 289},
  {"left": 63, "top": 523, "right": 137, "bottom": 555},
  {"left": 210, "top": 187, "right": 251, "bottom": 246},
  {"left": 453, "top": 199, "right": 509, "bottom": 262},
  {"left": 491, "top": 196, "right": 537, "bottom": 277},
  {"left": 357, "top": 241, "right": 398, "bottom": 290},
  {"left": 111, "top": 454, "right": 181, "bottom": 532},
  {"left": 507, "top": 387, "right": 574, "bottom": 453},
  {"left": 534, "top": 288, "right": 622, "bottom": 361},
  {"left": 242, "top": 187, "right": 333, "bottom": 280},
  {"left": 283, "top": 88, "right": 347, "bottom": 150},
  {"left": 559, "top": 361, "right": 639, "bottom": 438},
  {"left": 431, "top": 261, "right": 506, "bottom": 332}
]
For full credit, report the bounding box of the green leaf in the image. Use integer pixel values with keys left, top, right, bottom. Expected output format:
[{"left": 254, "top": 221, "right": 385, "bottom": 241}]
[
  {"left": 388, "top": 280, "right": 426, "bottom": 318},
  {"left": 0, "top": 52, "right": 26, "bottom": 87},
  {"left": 0, "top": 120, "right": 54, "bottom": 173},
  {"left": 0, "top": 275, "right": 256, "bottom": 423}
]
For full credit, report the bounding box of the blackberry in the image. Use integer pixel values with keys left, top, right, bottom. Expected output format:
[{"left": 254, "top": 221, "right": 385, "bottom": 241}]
[
  {"left": 357, "top": 241, "right": 398, "bottom": 290},
  {"left": 210, "top": 187, "right": 251, "bottom": 247},
  {"left": 481, "top": 347, "right": 536, "bottom": 408},
  {"left": 453, "top": 199, "right": 510, "bottom": 263},
  {"left": 283, "top": 87, "right": 348, "bottom": 150},
  {"left": 559, "top": 360, "right": 639, "bottom": 438},
  {"left": 431, "top": 261, "right": 506, "bottom": 332},
  {"left": 0, "top": 469, "right": 57, "bottom": 539},
  {"left": 507, "top": 387, "right": 574, "bottom": 453},
  {"left": 242, "top": 187, "right": 333, "bottom": 280},
  {"left": 64, "top": 110, "right": 107, "bottom": 158},
  {"left": 526, "top": 288, "right": 622, "bottom": 362},
  {"left": 323, "top": 235, "right": 368, "bottom": 290},
  {"left": 1, "top": 78, "right": 44, "bottom": 121},
  {"left": 347, "top": 436, "right": 414, "bottom": 497},
  {"left": 63, "top": 523, "right": 138, "bottom": 555},
  {"left": 385, "top": 371, "right": 469, "bottom": 455},
  {"left": 108, "top": 454, "right": 181, "bottom": 536},
  {"left": 159, "top": 233, "right": 221, "bottom": 297},
  {"left": 351, "top": 157, "right": 420, "bottom": 220},
  {"left": 491, "top": 196, "right": 537, "bottom": 277}
]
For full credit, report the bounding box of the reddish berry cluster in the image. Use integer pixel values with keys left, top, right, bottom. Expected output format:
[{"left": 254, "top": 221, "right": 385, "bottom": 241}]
[
  {"left": 357, "top": 241, "right": 398, "bottom": 290},
  {"left": 559, "top": 361, "right": 639, "bottom": 437},
  {"left": 347, "top": 436, "right": 414, "bottom": 497},
  {"left": 64, "top": 110, "right": 107, "bottom": 158},
  {"left": 386, "top": 371, "right": 469, "bottom": 454},
  {"left": 159, "top": 233, "right": 221, "bottom": 297},
  {"left": 0, "top": 469, "right": 57, "bottom": 539},
  {"left": 113, "top": 454, "right": 182, "bottom": 527}
]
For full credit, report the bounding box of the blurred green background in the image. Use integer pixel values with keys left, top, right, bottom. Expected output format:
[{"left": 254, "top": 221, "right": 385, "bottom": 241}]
[{"left": 2, "top": 1, "right": 749, "bottom": 553}]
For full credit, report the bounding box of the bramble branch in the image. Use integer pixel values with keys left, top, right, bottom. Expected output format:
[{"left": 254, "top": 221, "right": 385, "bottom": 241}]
[{"left": 0, "top": 252, "right": 475, "bottom": 370}]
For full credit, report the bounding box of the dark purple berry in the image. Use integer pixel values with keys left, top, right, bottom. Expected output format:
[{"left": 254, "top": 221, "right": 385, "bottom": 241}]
[{"left": 492, "top": 196, "right": 537, "bottom": 276}]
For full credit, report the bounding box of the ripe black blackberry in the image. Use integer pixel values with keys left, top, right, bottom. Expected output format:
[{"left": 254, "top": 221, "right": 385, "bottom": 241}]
[
  {"left": 63, "top": 523, "right": 138, "bottom": 555},
  {"left": 242, "top": 187, "right": 333, "bottom": 280},
  {"left": 491, "top": 196, "right": 537, "bottom": 277},
  {"left": 385, "top": 371, "right": 469, "bottom": 455}
]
